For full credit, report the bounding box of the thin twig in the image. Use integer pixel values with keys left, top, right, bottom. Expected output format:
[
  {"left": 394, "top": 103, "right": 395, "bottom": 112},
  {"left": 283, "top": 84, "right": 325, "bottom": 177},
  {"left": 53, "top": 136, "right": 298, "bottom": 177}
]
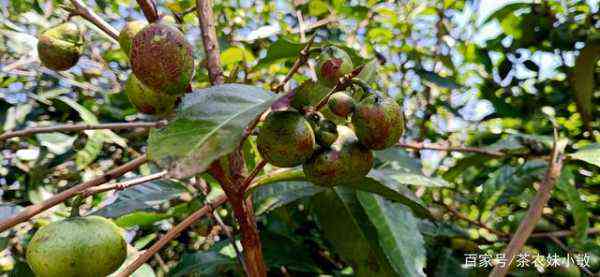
[
  {"left": 397, "top": 140, "right": 505, "bottom": 157},
  {"left": 67, "top": 0, "right": 119, "bottom": 40},
  {"left": 440, "top": 202, "right": 508, "bottom": 237},
  {"left": 116, "top": 194, "right": 228, "bottom": 277},
  {"left": 240, "top": 160, "right": 267, "bottom": 192},
  {"left": 548, "top": 236, "right": 594, "bottom": 276},
  {"left": 197, "top": 0, "right": 224, "bottom": 85},
  {"left": 271, "top": 35, "right": 316, "bottom": 93},
  {"left": 490, "top": 133, "right": 566, "bottom": 277},
  {"left": 0, "top": 155, "right": 147, "bottom": 232},
  {"left": 314, "top": 65, "right": 365, "bottom": 111},
  {"left": 212, "top": 210, "right": 247, "bottom": 272},
  {"left": 0, "top": 121, "right": 165, "bottom": 142},
  {"left": 79, "top": 171, "right": 167, "bottom": 197},
  {"left": 530, "top": 228, "right": 600, "bottom": 238},
  {"left": 135, "top": 0, "right": 159, "bottom": 23}
]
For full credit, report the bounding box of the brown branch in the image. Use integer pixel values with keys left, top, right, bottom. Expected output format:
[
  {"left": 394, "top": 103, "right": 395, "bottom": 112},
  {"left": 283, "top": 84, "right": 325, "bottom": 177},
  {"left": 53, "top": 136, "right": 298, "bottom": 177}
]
[
  {"left": 79, "top": 171, "right": 167, "bottom": 197},
  {"left": 197, "top": 1, "right": 266, "bottom": 276},
  {"left": 211, "top": 210, "right": 246, "bottom": 272},
  {"left": 440, "top": 202, "right": 508, "bottom": 237},
  {"left": 314, "top": 65, "right": 365, "bottom": 111},
  {"left": 240, "top": 160, "right": 267, "bottom": 192},
  {"left": 197, "top": 0, "right": 224, "bottom": 85},
  {"left": 135, "top": 0, "right": 159, "bottom": 23},
  {"left": 0, "top": 121, "right": 165, "bottom": 142},
  {"left": 0, "top": 155, "right": 147, "bottom": 232},
  {"left": 271, "top": 35, "right": 316, "bottom": 93},
  {"left": 116, "top": 194, "right": 227, "bottom": 277},
  {"left": 530, "top": 227, "right": 600, "bottom": 238},
  {"left": 490, "top": 137, "right": 566, "bottom": 277},
  {"left": 67, "top": 0, "right": 120, "bottom": 41},
  {"left": 397, "top": 140, "right": 505, "bottom": 157}
]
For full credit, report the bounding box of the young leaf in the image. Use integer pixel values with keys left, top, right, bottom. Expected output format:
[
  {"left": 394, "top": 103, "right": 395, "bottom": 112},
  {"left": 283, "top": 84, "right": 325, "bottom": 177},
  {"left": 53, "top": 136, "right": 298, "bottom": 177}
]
[
  {"left": 569, "top": 143, "right": 600, "bottom": 168},
  {"left": 148, "top": 84, "right": 285, "bottom": 178},
  {"left": 356, "top": 191, "right": 426, "bottom": 277}
]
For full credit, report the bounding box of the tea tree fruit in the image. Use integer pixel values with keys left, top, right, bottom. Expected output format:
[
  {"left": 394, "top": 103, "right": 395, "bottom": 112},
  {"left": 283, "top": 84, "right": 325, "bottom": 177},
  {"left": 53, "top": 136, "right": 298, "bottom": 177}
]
[
  {"left": 352, "top": 94, "right": 404, "bottom": 150},
  {"left": 303, "top": 126, "right": 373, "bottom": 186},
  {"left": 26, "top": 216, "right": 127, "bottom": 277},
  {"left": 124, "top": 74, "right": 177, "bottom": 116},
  {"left": 37, "top": 23, "right": 83, "bottom": 71},
  {"left": 118, "top": 20, "right": 145, "bottom": 56},
  {"left": 257, "top": 111, "right": 316, "bottom": 167},
  {"left": 327, "top": 92, "right": 355, "bottom": 117},
  {"left": 315, "top": 118, "right": 338, "bottom": 147},
  {"left": 317, "top": 46, "right": 353, "bottom": 86},
  {"left": 130, "top": 22, "right": 194, "bottom": 96}
]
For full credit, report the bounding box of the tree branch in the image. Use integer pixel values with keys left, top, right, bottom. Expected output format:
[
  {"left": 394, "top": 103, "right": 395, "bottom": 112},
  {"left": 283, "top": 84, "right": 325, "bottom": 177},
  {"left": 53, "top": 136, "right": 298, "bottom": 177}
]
[
  {"left": 271, "top": 35, "right": 316, "bottom": 93},
  {"left": 79, "top": 170, "right": 167, "bottom": 197},
  {"left": 67, "top": 0, "right": 120, "bottom": 41},
  {"left": 197, "top": 0, "right": 224, "bottom": 85},
  {"left": 135, "top": 0, "right": 159, "bottom": 23},
  {"left": 0, "top": 121, "right": 165, "bottom": 142},
  {"left": 397, "top": 140, "right": 505, "bottom": 157},
  {"left": 196, "top": 1, "right": 266, "bottom": 276},
  {"left": 116, "top": 194, "right": 228, "bottom": 277},
  {"left": 439, "top": 202, "right": 508, "bottom": 237},
  {"left": 489, "top": 137, "right": 566, "bottom": 277},
  {"left": 314, "top": 65, "right": 365, "bottom": 111},
  {"left": 0, "top": 155, "right": 147, "bottom": 232}
]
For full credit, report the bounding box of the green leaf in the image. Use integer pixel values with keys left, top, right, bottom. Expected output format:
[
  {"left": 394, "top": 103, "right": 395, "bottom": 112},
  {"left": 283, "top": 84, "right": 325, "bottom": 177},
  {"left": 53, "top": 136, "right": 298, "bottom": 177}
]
[
  {"left": 257, "top": 38, "right": 306, "bottom": 67},
  {"left": 308, "top": 0, "right": 329, "bottom": 16},
  {"left": 253, "top": 181, "right": 324, "bottom": 216},
  {"left": 148, "top": 84, "right": 284, "bottom": 178},
  {"left": 356, "top": 59, "right": 380, "bottom": 85},
  {"left": 555, "top": 167, "right": 589, "bottom": 243},
  {"left": 341, "top": 174, "right": 433, "bottom": 220},
  {"left": 169, "top": 251, "right": 238, "bottom": 277},
  {"left": 357, "top": 191, "right": 426, "bottom": 277},
  {"left": 36, "top": 132, "right": 76, "bottom": 155},
  {"left": 112, "top": 251, "right": 156, "bottom": 277},
  {"left": 570, "top": 143, "right": 600, "bottom": 168},
  {"left": 415, "top": 69, "right": 460, "bottom": 89},
  {"left": 75, "top": 131, "right": 104, "bottom": 169},
  {"left": 221, "top": 46, "right": 255, "bottom": 66},
  {"left": 94, "top": 179, "right": 188, "bottom": 219},
  {"left": 481, "top": 2, "right": 532, "bottom": 25},
  {"left": 311, "top": 188, "right": 397, "bottom": 276},
  {"left": 377, "top": 169, "right": 450, "bottom": 188}
]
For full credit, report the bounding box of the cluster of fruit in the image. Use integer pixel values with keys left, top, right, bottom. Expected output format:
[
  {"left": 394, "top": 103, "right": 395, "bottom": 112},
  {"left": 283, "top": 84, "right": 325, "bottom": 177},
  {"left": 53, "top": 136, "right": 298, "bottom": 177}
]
[
  {"left": 257, "top": 46, "right": 405, "bottom": 187},
  {"left": 37, "top": 16, "right": 193, "bottom": 117}
]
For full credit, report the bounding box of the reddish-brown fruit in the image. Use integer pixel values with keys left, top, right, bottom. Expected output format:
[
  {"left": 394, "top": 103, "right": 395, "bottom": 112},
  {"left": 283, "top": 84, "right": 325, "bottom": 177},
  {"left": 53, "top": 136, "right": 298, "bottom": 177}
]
[
  {"left": 303, "top": 126, "right": 373, "bottom": 187},
  {"left": 124, "top": 74, "right": 177, "bottom": 116},
  {"left": 317, "top": 46, "right": 353, "bottom": 86},
  {"left": 257, "top": 111, "right": 316, "bottom": 167},
  {"left": 327, "top": 92, "right": 355, "bottom": 117},
  {"left": 352, "top": 94, "right": 404, "bottom": 150},
  {"left": 37, "top": 23, "right": 83, "bottom": 71},
  {"left": 130, "top": 22, "right": 194, "bottom": 96}
]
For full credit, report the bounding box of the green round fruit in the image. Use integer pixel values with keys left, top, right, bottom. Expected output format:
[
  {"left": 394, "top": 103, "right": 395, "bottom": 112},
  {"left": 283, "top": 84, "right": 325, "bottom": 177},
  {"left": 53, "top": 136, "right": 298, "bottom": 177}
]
[
  {"left": 327, "top": 92, "right": 355, "bottom": 117},
  {"left": 37, "top": 22, "right": 83, "bottom": 71},
  {"left": 317, "top": 46, "right": 353, "bottom": 86},
  {"left": 291, "top": 80, "right": 331, "bottom": 111},
  {"left": 26, "top": 216, "right": 127, "bottom": 277},
  {"left": 118, "top": 20, "right": 145, "bottom": 56},
  {"left": 257, "top": 111, "right": 316, "bottom": 167},
  {"left": 315, "top": 118, "right": 338, "bottom": 147},
  {"left": 124, "top": 74, "right": 177, "bottom": 116},
  {"left": 352, "top": 94, "right": 404, "bottom": 150},
  {"left": 130, "top": 22, "right": 194, "bottom": 96},
  {"left": 303, "top": 126, "right": 373, "bottom": 187}
]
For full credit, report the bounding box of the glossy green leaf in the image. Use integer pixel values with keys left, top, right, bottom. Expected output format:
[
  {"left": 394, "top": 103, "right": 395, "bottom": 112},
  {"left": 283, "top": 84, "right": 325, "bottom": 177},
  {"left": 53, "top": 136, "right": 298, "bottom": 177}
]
[
  {"left": 311, "top": 188, "right": 397, "bottom": 276},
  {"left": 253, "top": 181, "right": 323, "bottom": 216},
  {"left": 356, "top": 59, "right": 379, "bottom": 85},
  {"left": 341, "top": 174, "right": 433, "bottom": 220},
  {"left": 415, "top": 69, "right": 460, "bottom": 89},
  {"left": 481, "top": 2, "right": 532, "bottom": 25},
  {"left": 94, "top": 179, "right": 188, "bottom": 219},
  {"left": 357, "top": 191, "right": 426, "bottom": 277},
  {"left": 257, "top": 38, "right": 306, "bottom": 67},
  {"left": 169, "top": 251, "right": 238, "bottom": 277},
  {"left": 148, "top": 84, "right": 284, "bottom": 178},
  {"left": 556, "top": 166, "right": 588, "bottom": 243}
]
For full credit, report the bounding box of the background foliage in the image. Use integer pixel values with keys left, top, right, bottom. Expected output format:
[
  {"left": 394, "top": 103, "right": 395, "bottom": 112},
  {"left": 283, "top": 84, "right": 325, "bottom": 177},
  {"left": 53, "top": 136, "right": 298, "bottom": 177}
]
[{"left": 1, "top": 0, "right": 600, "bottom": 276}]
